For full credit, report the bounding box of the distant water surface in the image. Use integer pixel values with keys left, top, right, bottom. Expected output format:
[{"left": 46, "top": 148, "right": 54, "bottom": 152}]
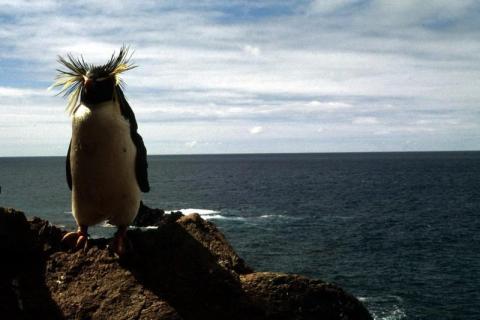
[{"left": 1, "top": 152, "right": 479, "bottom": 320}]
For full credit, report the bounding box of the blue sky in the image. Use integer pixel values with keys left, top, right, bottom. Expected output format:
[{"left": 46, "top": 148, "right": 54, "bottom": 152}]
[{"left": 1, "top": 0, "right": 479, "bottom": 156}]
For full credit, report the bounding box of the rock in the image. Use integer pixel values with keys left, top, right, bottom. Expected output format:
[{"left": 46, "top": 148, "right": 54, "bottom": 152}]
[
  {"left": 177, "top": 213, "right": 253, "bottom": 274},
  {"left": 133, "top": 202, "right": 184, "bottom": 227},
  {"left": 133, "top": 202, "right": 166, "bottom": 226},
  {"left": 0, "top": 208, "right": 64, "bottom": 319},
  {"left": 0, "top": 207, "right": 372, "bottom": 320},
  {"left": 47, "top": 248, "right": 182, "bottom": 320},
  {"left": 241, "top": 272, "right": 373, "bottom": 320}
]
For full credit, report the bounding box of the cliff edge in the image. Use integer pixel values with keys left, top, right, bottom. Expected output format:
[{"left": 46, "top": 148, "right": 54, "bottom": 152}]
[{"left": 0, "top": 207, "right": 372, "bottom": 320}]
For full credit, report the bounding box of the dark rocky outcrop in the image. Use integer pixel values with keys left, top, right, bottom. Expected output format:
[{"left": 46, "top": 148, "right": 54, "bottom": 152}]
[
  {"left": 0, "top": 207, "right": 372, "bottom": 320},
  {"left": 133, "top": 202, "right": 184, "bottom": 227}
]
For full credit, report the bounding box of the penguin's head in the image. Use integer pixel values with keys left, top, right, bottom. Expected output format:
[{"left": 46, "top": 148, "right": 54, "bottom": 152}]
[
  {"left": 80, "top": 69, "right": 116, "bottom": 106},
  {"left": 51, "top": 45, "right": 136, "bottom": 114}
]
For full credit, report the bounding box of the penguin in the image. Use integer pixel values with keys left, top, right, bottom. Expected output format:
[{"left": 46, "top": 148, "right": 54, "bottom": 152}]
[{"left": 52, "top": 46, "right": 149, "bottom": 255}]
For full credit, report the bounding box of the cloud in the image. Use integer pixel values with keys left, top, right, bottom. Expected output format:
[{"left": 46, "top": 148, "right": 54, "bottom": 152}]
[
  {"left": 309, "top": 0, "right": 361, "bottom": 14},
  {"left": 307, "top": 101, "right": 353, "bottom": 112},
  {"left": 0, "top": 0, "right": 480, "bottom": 155},
  {"left": 352, "top": 117, "right": 379, "bottom": 125},
  {"left": 249, "top": 126, "right": 264, "bottom": 134},
  {"left": 243, "top": 45, "right": 261, "bottom": 56},
  {"left": 0, "top": 87, "right": 46, "bottom": 97},
  {"left": 185, "top": 140, "right": 198, "bottom": 148}
]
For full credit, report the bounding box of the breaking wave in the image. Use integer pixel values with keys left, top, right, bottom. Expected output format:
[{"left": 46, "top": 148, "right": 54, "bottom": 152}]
[
  {"left": 93, "top": 208, "right": 295, "bottom": 227},
  {"left": 359, "top": 295, "right": 406, "bottom": 320},
  {"left": 176, "top": 208, "right": 220, "bottom": 216},
  {"left": 175, "top": 209, "right": 295, "bottom": 222},
  {"left": 175, "top": 208, "right": 246, "bottom": 221}
]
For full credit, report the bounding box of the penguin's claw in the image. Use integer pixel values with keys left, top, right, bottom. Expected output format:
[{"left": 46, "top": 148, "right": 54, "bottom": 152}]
[
  {"left": 110, "top": 227, "right": 130, "bottom": 256},
  {"left": 61, "top": 231, "right": 77, "bottom": 245},
  {"left": 61, "top": 229, "right": 89, "bottom": 252},
  {"left": 76, "top": 234, "right": 88, "bottom": 251}
]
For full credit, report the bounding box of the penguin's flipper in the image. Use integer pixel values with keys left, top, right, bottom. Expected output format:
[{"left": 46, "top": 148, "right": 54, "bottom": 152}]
[
  {"left": 116, "top": 87, "right": 138, "bottom": 131},
  {"left": 66, "top": 140, "right": 72, "bottom": 191},
  {"left": 116, "top": 87, "right": 150, "bottom": 193},
  {"left": 133, "top": 132, "right": 150, "bottom": 192}
]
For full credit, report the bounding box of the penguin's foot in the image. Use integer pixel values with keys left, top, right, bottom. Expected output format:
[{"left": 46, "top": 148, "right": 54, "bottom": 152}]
[
  {"left": 110, "top": 226, "right": 129, "bottom": 256},
  {"left": 61, "top": 225, "right": 89, "bottom": 252}
]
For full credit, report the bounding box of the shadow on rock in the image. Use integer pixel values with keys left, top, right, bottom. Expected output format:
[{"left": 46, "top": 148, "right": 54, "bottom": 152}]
[
  {"left": 0, "top": 208, "right": 64, "bottom": 319},
  {"left": 123, "top": 214, "right": 262, "bottom": 320}
]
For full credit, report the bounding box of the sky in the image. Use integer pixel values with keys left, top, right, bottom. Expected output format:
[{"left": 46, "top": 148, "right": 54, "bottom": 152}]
[{"left": 1, "top": 0, "right": 480, "bottom": 156}]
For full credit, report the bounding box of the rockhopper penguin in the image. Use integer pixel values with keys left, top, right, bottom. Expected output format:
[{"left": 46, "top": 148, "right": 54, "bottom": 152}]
[{"left": 52, "top": 46, "right": 149, "bottom": 255}]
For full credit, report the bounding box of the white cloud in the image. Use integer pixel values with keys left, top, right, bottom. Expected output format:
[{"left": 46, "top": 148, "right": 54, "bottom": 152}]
[
  {"left": 185, "top": 140, "right": 198, "bottom": 148},
  {"left": 374, "top": 126, "right": 436, "bottom": 135},
  {"left": 307, "top": 101, "right": 353, "bottom": 112},
  {"left": 368, "top": 0, "right": 477, "bottom": 25},
  {"left": 243, "top": 45, "right": 261, "bottom": 56},
  {"left": 249, "top": 126, "right": 264, "bottom": 134},
  {"left": 310, "top": 0, "right": 360, "bottom": 14},
  {"left": 0, "top": 87, "right": 47, "bottom": 97},
  {"left": 0, "top": 1, "right": 479, "bottom": 155},
  {"left": 352, "top": 117, "right": 379, "bottom": 125}
]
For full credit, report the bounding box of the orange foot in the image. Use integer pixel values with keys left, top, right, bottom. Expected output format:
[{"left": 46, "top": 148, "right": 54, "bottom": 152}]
[
  {"left": 61, "top": 225, "right": 89, "bottom": 252},
  {"left": 111, "top": 226, "right": 129, "bottom": 256}
]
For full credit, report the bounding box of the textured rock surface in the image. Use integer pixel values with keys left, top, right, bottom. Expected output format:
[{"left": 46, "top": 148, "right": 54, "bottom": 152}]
[
  {"left": 241, "top": 272, "right": 373, "bottom": 320},
  {"left": 0, "top": 207, "right": 372, "bottom": 320}
]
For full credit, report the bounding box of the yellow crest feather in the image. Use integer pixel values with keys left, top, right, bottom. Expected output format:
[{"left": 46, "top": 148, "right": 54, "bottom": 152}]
[{"left": 51, "top": 45, "right": 136, "bottom": 115}]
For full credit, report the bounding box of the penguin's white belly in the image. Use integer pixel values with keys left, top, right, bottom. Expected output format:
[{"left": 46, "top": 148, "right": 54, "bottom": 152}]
[{"left": 70, "top": 103, "right": 140, "bottom": 227}]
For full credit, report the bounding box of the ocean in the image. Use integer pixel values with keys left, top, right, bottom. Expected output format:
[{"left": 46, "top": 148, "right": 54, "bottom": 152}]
[{"left": 0, "top": 152, "right": 479, "bottom": 319}]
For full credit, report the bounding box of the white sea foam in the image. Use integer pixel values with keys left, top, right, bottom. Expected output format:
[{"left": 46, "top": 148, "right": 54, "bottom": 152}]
[
  {"left": 259, "top": 214, "right": 287, "bottom": 219},
  {"left": 95, "top": 208, "right": 287, "bottom": 225},
  {"left": 137, "top": 226, "right": 159, "bottom": 230},
  {"left": 361, "top": 295, "right": 406, "bottom": 320},
  {"left": 176, "top": 208, "right": 220, "bottom": 216},
  {"left": 203, "top": 214, "right": 246, "bottom": 221},
  {"left": 97, "top": 208, "right": 239, "bottom": 227},
  {"left": 174, "top": 208, "right": 247, "bottom": 221},
  {"left": 373, "top": 307, "right": 407, "bottom": 320},
  {"left": 101, "top": 221, "right": 115, "bottom": 228}
]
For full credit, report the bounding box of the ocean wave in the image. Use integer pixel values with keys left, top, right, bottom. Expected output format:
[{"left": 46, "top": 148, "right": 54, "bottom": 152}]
[
  {"left": 174, "top": 209, "right": 301, "bottom": 222},
  {"left": 259, "top": 214, "right": 288, "bottom": 219},
  {"left": 373, "top": 307, "right": 407, "bottom": 320},
  {"left": 176, "top": 208, "right": 220, "bottom": 216},
  {"left": 175, "top": 208, "right": 247, "bottom": 221},
  {"left": 136, "top": 226, "right": 159, "bottom": 230},
  {"left": 93, "top": 208, "right": 294, "bottom": 225},
  {"left": 360, "top": 295, "right": 406, "bottom": 320},
  {"left": 94, "top": 208, "right": 246, "bottom": 226},
  {"left": 101, "top": 222, "right": 115, "bottom": 228},
  {"left": 360, "top": 295, "right": 404, "bottom": 303},
  {"left": 99, "top": 222, "right": 158, "bottom": 230},
  {"left": 203, "top": 214, "right": 246, "bottom": 221}
]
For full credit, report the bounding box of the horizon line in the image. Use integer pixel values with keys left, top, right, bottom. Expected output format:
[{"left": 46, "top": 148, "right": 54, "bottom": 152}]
[{"left": 0, "top": 149, "right": 479, "bottom": 158}]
